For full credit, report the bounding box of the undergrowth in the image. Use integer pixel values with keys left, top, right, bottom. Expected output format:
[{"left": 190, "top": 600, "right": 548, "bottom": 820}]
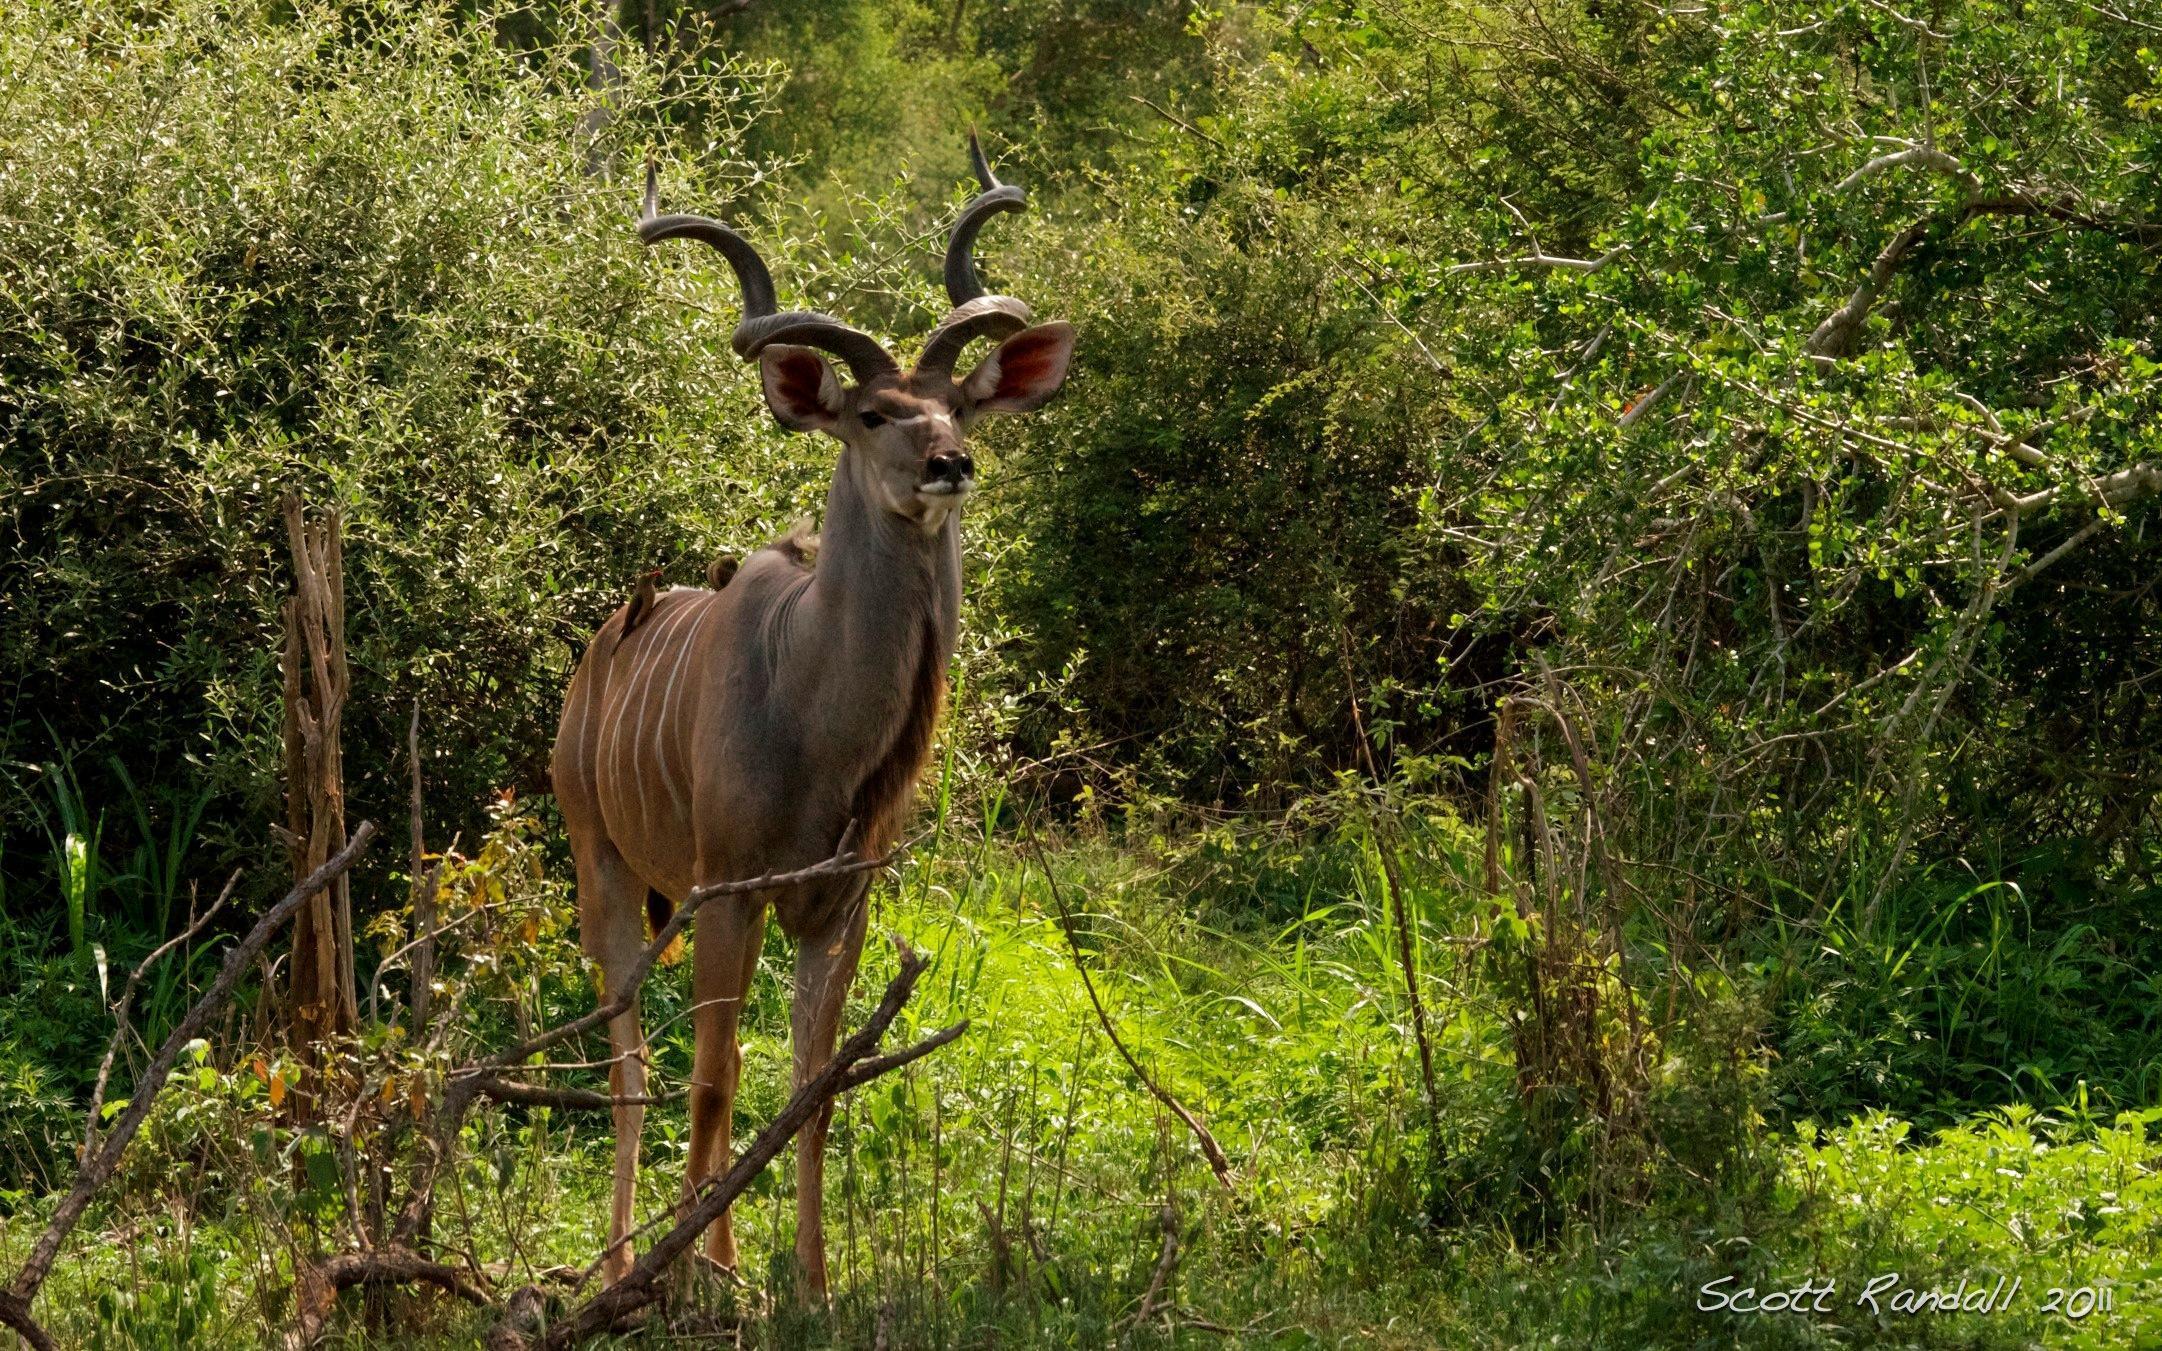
[{"left": 5, "top": 809, "right": 2158, "bottom": 1348}]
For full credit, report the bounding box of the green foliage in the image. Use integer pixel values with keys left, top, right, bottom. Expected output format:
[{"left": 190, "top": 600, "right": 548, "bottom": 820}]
[{"left": 1766, "top": 864, "right": 2162, "bottom": 1127}]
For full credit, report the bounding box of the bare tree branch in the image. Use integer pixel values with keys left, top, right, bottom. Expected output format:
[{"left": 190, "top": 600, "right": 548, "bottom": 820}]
[
  {"left": 1832, "top": 143, "right": 1979, "bottom": 197},
  {"left": 1449, "top": 246, "right": 1623, "bottom": 276},
  {"left": 469, "top": 1078, "right": 668, "bottom": 1111}
]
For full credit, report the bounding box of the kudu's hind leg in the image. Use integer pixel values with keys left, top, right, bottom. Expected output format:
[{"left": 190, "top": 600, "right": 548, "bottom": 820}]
[
  {"left": 682, "top": 895, "right": 766, "bottom": 1269},
  {"left": 789, "top": 885, "right": 871, "bottom": 1302},
  {"left": 573, "top": 836, "right": 650, "bottom": 1287}
]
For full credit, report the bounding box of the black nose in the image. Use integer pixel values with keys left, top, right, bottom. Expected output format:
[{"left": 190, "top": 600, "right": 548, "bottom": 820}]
[{"left": 926, "top": 452, "right": 974, "bottom": 483}]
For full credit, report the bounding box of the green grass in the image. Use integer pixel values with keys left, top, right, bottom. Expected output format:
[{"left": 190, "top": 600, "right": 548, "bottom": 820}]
[{"left": 5, "top": 824, "right": 2161, "bottom": 1348}]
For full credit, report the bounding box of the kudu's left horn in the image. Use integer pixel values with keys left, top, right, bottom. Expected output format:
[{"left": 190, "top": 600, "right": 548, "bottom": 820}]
[
  {"left": 639, "top": 159, "right": 898, "bottom": 382},
  {"left": 916, "top": 132, "right": 1035, "bottom": 378}
]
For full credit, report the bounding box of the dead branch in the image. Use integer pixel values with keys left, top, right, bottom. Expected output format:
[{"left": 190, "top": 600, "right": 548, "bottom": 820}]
[
  {"left": 523, "top": 939, "right": 966, "bottom": 1347},
  {"left": 1120, "top": 1203, "right": 1181, "bottom": 1334},
  {"left": 281, "top": 494, "right": 357, "bottom": 1100},
  {"left": 285, "top": 1246, "right": 490, "bottom": 1351},
  {"left": 485, "top": 829, "right": 899, "bottom": 1069},
  {"left": 1448, "top": 245, "right": 1623, "bottom": 276},
  {"left": 5, "top": 823, "right": 379, "bottom": 1324},
  {"left": 1025, "top": 838, "right": 1235, "bottom": 1190},
  {"left": 469, "top": 1078, "right": 668, "bottom": 1110},
  {"left": 407, "top": 699, "right": 438, "bottom": 1025},
  {"left": 1128, "top": 94, "right": 1224, "bottom": 148},
  {"left": 391, "top": 832, "right": 911, "bottom": 1256},
  {"left": 84, "top": 869, "right": 242, "bottom": 1155}
]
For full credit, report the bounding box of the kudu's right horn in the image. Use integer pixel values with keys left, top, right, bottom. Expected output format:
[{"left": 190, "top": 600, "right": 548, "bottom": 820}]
[
  {"left": 915, "top": 132, "right": 1035, "bottom": 378},
  {"left": 639, "top": 159, "right": 898, "bottom": 383}
]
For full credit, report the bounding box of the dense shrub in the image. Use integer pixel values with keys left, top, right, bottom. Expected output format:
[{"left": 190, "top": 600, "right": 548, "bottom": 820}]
[{"left": 0, "top": 0, "right": 827, "bottom": 912}]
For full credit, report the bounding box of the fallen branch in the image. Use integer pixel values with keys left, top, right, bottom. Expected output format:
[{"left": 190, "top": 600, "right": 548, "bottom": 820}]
[
  {"left": 4, "top": 823, "right": 380, "bottom": 1333},
  {"left": 525, "top": 938, "right": 966, "bottom": 1347},
  {"left": 1025, "top": 837, "right": 1235, "bottom": 1190},
  {"left": 285, "top": 1246, "right": 490, "bottom": 1351}
]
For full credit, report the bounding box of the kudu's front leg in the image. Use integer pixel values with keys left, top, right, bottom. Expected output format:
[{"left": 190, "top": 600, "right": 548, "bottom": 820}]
[{"left": 789, "top": 888, "right": 870, "bottom": 1302}]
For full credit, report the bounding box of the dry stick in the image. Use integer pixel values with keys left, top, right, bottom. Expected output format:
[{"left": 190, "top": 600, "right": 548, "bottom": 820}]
[
  {"left": 1120, "top": 1203, "right": 1180, "bottom": 1334},
  {"left": 83, "top": 869, "right": 243, "bottom": 1155},
  {"left": 527, "top": 940, "right": 967, "bottom": 1347},
  {"left": 1339, "top": 635, "right": 1445, "bottom": 1157},
  {"left": 488, "top": 829, "right": 899, "bottom": 1070},
  {"left": 1127, "top": 94, "right": 1224, "bottom": 148},
  {"left": 407, "top": 699, "right": 437, "bottom": 1025},
  {"left": 1024, "top": 838, "right": 1234, "bottom": 1190},
  {"left": 4, "top": 823, "right": 380, "bottom": 1339}
]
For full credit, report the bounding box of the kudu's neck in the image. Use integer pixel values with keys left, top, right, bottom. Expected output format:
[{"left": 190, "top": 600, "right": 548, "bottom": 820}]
[{"left": 788, "top": 447, "right": 962, "bottom": 752}]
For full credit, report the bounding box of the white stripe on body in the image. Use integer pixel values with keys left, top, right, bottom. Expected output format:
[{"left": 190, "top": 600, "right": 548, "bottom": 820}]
[
  {"left": 653, "top": 591, "right": 719, "bottom": 822},
  {"left": 623, "top": 595, "right": 702, "bottom": 837},
  {"left": 605, "top": 594, "right": 683, "bottom": 837},
  {"left": 575, "top": 658, "right": 597, "bottom": 783}
]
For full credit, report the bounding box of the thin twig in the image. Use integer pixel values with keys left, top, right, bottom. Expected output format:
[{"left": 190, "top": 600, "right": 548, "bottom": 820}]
[
  {"left": 1024, "top": 836, "right": 1235, "bottom": 1189},
  {"left": 1128, "top": 94, "right": 1223, "bottom": 148},
  {"left": 83, "top": 869, "right": 242, "bottom": 1155},
  {"left": 1338, "top": 632, "right": 1446, "bottom": 1156}
]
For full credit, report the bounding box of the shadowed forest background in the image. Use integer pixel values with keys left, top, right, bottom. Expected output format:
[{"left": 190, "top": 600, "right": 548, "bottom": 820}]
[{"left": 2, "top": 0, "right": 2160, "bottom": 1345}]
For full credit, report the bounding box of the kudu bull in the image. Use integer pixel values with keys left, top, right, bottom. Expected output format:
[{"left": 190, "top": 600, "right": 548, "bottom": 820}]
[{"left": 551, "top": 138, "right": 1072, "bottom": 1295}]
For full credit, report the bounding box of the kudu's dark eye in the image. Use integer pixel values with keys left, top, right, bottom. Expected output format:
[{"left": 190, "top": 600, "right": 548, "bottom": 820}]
[{"left": 858, "top": 410, "right": 887, "bottom": 429}]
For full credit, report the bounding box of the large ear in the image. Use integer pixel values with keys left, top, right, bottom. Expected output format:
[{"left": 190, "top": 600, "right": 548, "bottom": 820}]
[
  {"left": 759, "top": 345, "right": 846, "bottom": 433},
  {"left": 960, "top": 321, "right": 1074, "bottom": 415}
]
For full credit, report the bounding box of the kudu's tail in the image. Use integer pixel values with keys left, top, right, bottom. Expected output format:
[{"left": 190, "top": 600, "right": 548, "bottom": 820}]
[{"left": 647, "top": 889, "right": 684, "bottom": 966}]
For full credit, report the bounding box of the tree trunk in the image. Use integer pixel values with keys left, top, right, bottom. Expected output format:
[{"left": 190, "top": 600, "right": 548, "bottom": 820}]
[{"left": 281, "top": 493, "right": 356, "bottom": 1112}]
